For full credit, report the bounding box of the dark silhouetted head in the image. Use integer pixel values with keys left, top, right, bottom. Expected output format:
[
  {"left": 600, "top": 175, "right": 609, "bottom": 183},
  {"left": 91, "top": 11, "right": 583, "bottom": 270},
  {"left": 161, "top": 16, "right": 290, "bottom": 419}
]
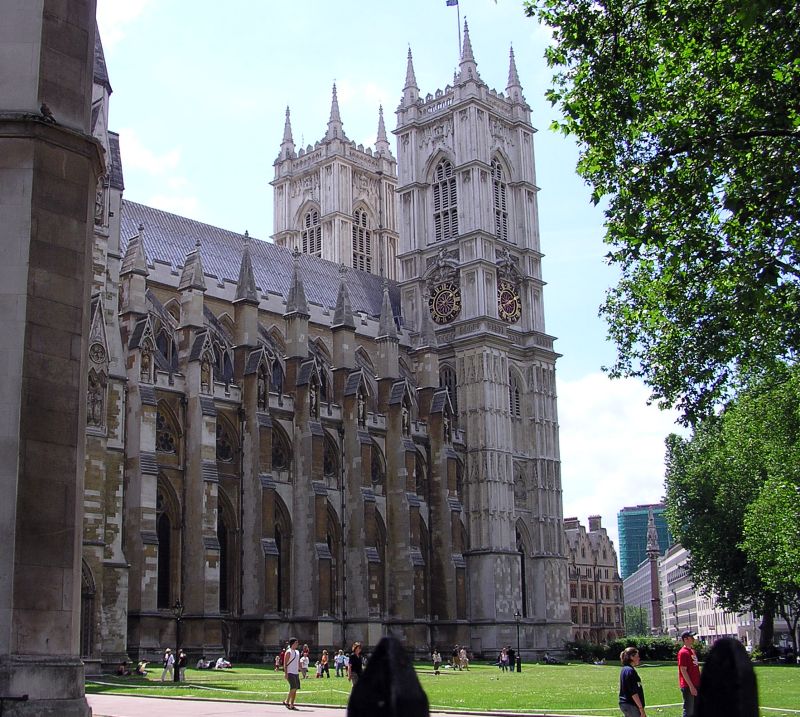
[
  {"left": 347, "top": 635, "right": 429, "bottom": 717},
  {"left": 695, "top": 637, "right": 758, "bottom": 717}
]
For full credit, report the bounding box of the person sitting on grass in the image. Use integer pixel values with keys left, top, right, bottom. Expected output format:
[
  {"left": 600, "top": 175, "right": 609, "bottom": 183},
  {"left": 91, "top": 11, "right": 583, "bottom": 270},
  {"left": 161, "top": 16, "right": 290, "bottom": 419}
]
[
  {"left": 215, "top": 656, "right": 232, "bottom": 669},
  {"left": 135, "top": 660, "right": 148, "bottom": 676},
  {"left": 116, "top": 660, "right": 131, "bottom": 676}
]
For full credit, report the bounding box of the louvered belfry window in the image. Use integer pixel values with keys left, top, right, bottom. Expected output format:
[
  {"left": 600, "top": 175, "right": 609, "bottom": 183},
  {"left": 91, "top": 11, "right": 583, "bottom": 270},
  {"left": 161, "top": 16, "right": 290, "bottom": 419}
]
[
  {"left": 302, "top": 210, "right": 322, "bottom": 256},
  {"left": 352, "top": 209, "right": 372, "bottom": 272},
  {"left": 492, "top": 160, "right": 509, "bottom": 242},
  {"left": 433, "top": 160, "right": 458, "bottom": 242}
]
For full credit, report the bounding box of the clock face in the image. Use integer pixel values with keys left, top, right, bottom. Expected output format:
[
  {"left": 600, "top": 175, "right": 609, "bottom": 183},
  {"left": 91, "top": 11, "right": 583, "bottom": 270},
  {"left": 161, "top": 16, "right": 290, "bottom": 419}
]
[
  {"left": 498, "top": 280, "right": 522, "bottom": 323},
  {"left": 429, "top": 282, "right": 462, "bottom": 324}
]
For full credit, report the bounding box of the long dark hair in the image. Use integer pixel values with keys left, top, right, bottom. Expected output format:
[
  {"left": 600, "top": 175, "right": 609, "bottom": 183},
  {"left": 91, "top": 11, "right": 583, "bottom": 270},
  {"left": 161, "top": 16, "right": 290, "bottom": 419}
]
[
  {"left": 620, "top": 647, "right": 639, "bottom": 666},
  {"left": 695, "top": 638, "right": 758, "bottom": 717}
]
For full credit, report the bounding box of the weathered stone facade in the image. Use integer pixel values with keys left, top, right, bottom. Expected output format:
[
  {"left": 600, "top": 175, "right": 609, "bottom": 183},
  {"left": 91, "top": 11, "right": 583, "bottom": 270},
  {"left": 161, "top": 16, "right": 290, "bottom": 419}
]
[
  {"left": 564, "top": 516, "right": 625, "bottom": 644},
  {"left": 79, "top": 20, "right": 571, "bottom": 670}
]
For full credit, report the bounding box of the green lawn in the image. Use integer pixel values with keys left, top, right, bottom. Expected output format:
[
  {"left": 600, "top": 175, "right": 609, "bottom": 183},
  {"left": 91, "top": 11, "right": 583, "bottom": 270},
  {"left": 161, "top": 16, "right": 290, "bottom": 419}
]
[{"left": 86, "top": 661, "right": 800, "bottom": 716}]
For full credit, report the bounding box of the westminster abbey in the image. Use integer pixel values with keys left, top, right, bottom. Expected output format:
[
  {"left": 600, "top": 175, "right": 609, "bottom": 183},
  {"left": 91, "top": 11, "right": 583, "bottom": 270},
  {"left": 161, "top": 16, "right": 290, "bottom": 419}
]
[{"left": 80, "top": 21, "right": 570, "bottom": 673}]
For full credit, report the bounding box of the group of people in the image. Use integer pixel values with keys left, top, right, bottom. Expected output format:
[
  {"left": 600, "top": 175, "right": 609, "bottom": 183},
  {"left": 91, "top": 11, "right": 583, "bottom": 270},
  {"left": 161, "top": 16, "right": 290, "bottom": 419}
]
[
  {"left": 281, "top": 638, "right": 364, "bottom": 710},
  {"left": 497, "top": 645, "right": 517, "bottom": 671},
  {"left": 158, "top": 647, "right": 188, "bottom": 681},
  {"left": 619, "top": 630, "right": 758, "bottom": 717},
  {"left": 195, "top": 655, "right": 232, "bottom": 670}
]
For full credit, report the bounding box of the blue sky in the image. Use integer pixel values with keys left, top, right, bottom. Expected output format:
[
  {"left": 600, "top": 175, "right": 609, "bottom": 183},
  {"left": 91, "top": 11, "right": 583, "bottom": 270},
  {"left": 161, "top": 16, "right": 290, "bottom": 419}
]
[{"left": 96, "top": 0, "right": 682, "bottom": 551}]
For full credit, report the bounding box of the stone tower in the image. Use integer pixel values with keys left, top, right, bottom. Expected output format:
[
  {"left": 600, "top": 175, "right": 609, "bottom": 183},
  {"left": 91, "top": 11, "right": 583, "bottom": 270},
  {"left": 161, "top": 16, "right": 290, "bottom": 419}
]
[
  {"left": 0, "top": 1, "right": 100, "bottom": 713},
  {"left": 271, "top": 89, "right": 400, "bottom": 279},
  {"left": 646, "top": 509, "right": 663, "bottom": 632},
  {"left": 394, "top": 23, "right": 569, "bottom": 653}
]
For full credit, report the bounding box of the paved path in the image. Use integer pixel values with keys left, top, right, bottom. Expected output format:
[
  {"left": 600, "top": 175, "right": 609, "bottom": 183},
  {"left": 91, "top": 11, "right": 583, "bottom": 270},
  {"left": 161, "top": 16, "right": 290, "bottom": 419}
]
[{"left": 87, "top": 694, "right": 583, "bottom": 717}]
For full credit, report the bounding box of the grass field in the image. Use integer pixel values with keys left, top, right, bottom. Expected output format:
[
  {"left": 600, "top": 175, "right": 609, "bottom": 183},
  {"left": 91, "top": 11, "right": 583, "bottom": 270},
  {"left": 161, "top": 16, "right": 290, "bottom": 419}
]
[{"left": 86, "top": 661, "right": 800, "bottom": 716}]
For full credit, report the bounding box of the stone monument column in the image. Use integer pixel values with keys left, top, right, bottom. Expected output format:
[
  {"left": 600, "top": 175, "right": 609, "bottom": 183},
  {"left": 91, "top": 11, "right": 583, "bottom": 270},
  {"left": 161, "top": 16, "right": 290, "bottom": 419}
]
[{"left": 0, "top": 1, "right": 100, "bottom": 714}]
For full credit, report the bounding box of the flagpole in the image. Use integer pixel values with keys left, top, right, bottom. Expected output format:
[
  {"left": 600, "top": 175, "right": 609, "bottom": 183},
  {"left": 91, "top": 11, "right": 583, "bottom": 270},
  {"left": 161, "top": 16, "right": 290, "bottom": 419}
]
[{"left": 457, "top": 2, "right": 461, "bottom": 57}]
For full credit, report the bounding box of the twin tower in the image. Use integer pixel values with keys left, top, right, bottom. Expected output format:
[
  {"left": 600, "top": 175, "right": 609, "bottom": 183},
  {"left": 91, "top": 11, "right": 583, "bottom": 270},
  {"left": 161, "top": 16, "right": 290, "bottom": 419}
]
[{"left": 267, "top": 21, "right": 569, "bottom": 654}]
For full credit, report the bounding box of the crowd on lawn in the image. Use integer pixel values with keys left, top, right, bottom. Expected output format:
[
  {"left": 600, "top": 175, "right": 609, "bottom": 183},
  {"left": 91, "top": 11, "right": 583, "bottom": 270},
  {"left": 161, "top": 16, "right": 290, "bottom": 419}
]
[{"left": 112, "top": 630, "right": 762, "bottom": 716}]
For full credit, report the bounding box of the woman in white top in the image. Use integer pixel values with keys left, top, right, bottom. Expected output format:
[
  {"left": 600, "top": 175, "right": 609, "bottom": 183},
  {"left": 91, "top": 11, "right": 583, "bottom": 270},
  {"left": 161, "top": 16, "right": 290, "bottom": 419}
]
[{"left": 283, "top": 638, "right": 301, "bottom": 710}]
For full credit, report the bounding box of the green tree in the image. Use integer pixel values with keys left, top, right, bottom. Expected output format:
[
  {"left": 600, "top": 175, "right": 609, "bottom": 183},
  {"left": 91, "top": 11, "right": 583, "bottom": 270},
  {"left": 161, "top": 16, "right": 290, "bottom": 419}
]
[
  {"left": 524, "top": 0, "right": 800, "bottom": 424},
  {"left": 664, "top": 366, "right": 800, "bottom": 650},
  {"left": 624, "top": 605, "right": 649, "bottom": 636}
]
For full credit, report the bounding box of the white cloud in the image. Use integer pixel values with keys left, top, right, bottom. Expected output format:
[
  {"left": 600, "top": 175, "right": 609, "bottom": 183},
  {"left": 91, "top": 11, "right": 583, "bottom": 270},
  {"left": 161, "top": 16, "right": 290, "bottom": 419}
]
[
  {"left": 96, "top": 0, "right": 153, "bottom": 49},
  {"left": 118, "top": 129, "right": 181, "bottom": 175},
  {"left": 147, "top": 194, "right": 200, "bottom": 218},
  {"left": 557, "top": 372, "right": 685, "bottom": 550}
]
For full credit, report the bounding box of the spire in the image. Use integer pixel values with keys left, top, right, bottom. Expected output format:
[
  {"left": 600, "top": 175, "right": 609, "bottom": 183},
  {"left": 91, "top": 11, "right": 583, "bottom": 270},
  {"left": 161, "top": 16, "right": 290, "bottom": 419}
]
[
  {"left": 120, "top": 223, "right": 149, "bottom": 276},
  {"left": 280, "top": 106, "right": 295, "bottom": 159},
  {"left": 332, "top": 264, "right": 356, "bottom": 329},
  {"left": 179, "top": 239, "right": 207, "bottom": 292},
  {"left": 285, "top": 248, "right": 309, "bottom": 316},
  {"left": 235, "top": 232, "right": 259, "bottom": 303},
  {"left": 646, "top": 509, "right": 660, "bottom": 557},
  {"left": 402, "top": 47, "right": 419, "bottom": 106},
  {"left": 375, "top": 105, "right": 391, "bottom": 156},
  {"left": 377, "top": 280, "right": 398, "bottom": 340},
  {"left": 418, "top": 294, "right": 439, "bottom": 349},
  {"left": 457, "top": 19, "right": 481, "bottom": 84},
  {"left": 325, "top": 83, "right": 345, "bottom": 141},
  {"left": 506, "top": 45, "right": 524, "bottom": 102}
]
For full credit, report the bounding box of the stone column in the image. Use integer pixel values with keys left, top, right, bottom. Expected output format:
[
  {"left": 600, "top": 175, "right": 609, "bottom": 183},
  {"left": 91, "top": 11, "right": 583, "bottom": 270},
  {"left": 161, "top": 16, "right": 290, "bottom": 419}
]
[{"left": 0, "top": 2, "right": 99, "bottom": 714}]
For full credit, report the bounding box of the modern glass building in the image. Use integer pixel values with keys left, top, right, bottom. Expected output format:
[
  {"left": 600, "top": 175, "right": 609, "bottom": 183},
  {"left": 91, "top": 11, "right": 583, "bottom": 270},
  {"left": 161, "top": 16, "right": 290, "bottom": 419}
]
[{"left": 617, "top": 504, "right": 673, "bottom": 579}]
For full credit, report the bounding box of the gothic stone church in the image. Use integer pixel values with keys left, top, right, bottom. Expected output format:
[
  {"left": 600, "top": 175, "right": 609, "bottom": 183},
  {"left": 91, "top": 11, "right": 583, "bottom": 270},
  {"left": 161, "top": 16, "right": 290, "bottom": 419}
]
[{"left": 83, "top": 22, "right": 570, "bottom": 673}]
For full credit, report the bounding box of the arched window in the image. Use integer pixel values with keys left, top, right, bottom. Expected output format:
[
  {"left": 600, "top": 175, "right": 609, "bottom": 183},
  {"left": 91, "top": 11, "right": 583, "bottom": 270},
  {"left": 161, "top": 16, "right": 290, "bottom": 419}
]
[
  {"left": 218, "top": 513, "right": 229, "bottom": 612},
  {"left": 272, "top": 428, "right": 291, "bottom": 474},
  {"left": 439, "top": 365, "right": 458, "bottom": 415},
  {"left": 216, "top": 422, "right": 234, "bottom": 463},
  {"left": 352, "top": 209, "right": 372, "bottom": 272},
  {"left": 156, "top": 406, "right": 178, "bottom": 454},
  {"left": 492, "top": 159, "right": 509, "bottom": 242},
  {"left": 517, "top": 527, "right": 528, "bottom": 618},
  {"left": 371, "top": 444, "right": 385, "bottom": 492},
  {"left": 433, "top": 160, "right": 458, "bottom": 242},
  {"left": 271, "top": 361, "right": 284, "bottom": 395},
  {"left": 302, "top": 209, "right": 322, "bottom": 257},
  {"left": 80, "top": 561, "right": 95, "bottom": 658},
  {"left": 156, "top": 500, "right": 172, "bottom": 609},
  {"left": 509, "top": 372, "right": 521, "bottom": 417},
  {"left": 323, "top": 433, "right": 339, "bottom": 489}
]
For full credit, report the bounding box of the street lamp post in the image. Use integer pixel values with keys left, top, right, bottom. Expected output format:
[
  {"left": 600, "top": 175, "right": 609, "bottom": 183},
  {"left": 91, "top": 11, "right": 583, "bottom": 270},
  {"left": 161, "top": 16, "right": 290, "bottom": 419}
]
[
  {"left": 172, "top": 600, "right": 184, "bottom": 683},
  {"left": 514, "top": 609, "right": 522, "bottom": 673}
]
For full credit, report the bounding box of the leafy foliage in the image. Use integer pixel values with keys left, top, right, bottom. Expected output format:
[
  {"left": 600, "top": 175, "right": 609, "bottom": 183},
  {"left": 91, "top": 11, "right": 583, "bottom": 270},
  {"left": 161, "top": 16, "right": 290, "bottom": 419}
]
[
  {"left": 624, "top": 605, "right": 650, "bottom": 637},
  {"left": 524, "top": 0, "right": 800, "bottom": 423},
  {"left": 663, "top": 365, "right": 800, "bottom": 647}
]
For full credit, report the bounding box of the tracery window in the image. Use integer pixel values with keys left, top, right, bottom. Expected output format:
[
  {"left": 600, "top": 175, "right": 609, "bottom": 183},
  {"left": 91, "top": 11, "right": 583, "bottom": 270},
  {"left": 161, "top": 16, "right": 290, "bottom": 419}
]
[
  {"left": 156, "top": 409, "right": 177, "bottom": 454},
  {"left": 371, "top": 446, "right": 385, "bottom": 489},
  {"left": 352, "top": 209, "right": 372, "bottom": 272},
  {"left": 432, "top": 160, "right": 458, "bottom": 242},
  {"left": 492, "top": 159, "right": 509, "bottom": 242},
  {"left": 301, "top": 209, "right": 322, "bottom": 257},
  {"left": 216, "top": 422, "right": 234, "bottom": 463},
  {"left": 272, "top": 430, "right": 290, "bottom": 471}
]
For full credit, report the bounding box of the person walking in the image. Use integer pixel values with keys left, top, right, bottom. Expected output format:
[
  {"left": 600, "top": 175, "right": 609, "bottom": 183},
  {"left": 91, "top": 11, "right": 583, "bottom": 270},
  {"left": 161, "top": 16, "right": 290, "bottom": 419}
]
[
  {"left": 283, "top": 637, "right": 301, "bottom": 710},
  {"left": 348, "top": 642, "right": 363, "bottom": 687},
  {"left": 160, "top": 648, "right": 174, "bottom": 682},
  {"left": 432, "top": 648, "right": 442, "bottom": 675},
  {"left": 320, "top": 649, "right": 330, "bottom": 677},
  {"left": 177, "top": 649, "right": 187, "bottom": 681},
  {"left": 619, "top": 646, "right": 646, "bottom": 717},
  {"left": 678, "top": 630, "right": 701, "bottom": 717},
  {"left": 334, "top": 649, "right": 346, "bottom": 677}
]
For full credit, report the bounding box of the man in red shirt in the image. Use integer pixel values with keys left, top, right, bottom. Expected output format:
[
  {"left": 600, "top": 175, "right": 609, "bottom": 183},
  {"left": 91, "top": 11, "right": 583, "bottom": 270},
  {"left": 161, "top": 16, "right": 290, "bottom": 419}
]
[{"left": 677, "top": 630, "right": 701, "bottom": 717}]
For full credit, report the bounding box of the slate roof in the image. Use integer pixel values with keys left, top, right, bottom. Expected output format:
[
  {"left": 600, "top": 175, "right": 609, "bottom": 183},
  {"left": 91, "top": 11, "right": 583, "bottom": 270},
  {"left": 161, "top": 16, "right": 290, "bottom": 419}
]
[
  {"left": 93, "top": 25, "right": 112, "bottom": 94},
  {"left": 120, "top": 201, "right": 401, "bottom": 322}
]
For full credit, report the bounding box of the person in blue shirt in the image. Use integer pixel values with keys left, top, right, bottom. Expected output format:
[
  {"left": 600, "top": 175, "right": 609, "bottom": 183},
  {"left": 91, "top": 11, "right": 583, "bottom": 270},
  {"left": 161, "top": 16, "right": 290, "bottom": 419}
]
[{"left": 619, "top": 647, "right": 647, "bottom": 717}]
